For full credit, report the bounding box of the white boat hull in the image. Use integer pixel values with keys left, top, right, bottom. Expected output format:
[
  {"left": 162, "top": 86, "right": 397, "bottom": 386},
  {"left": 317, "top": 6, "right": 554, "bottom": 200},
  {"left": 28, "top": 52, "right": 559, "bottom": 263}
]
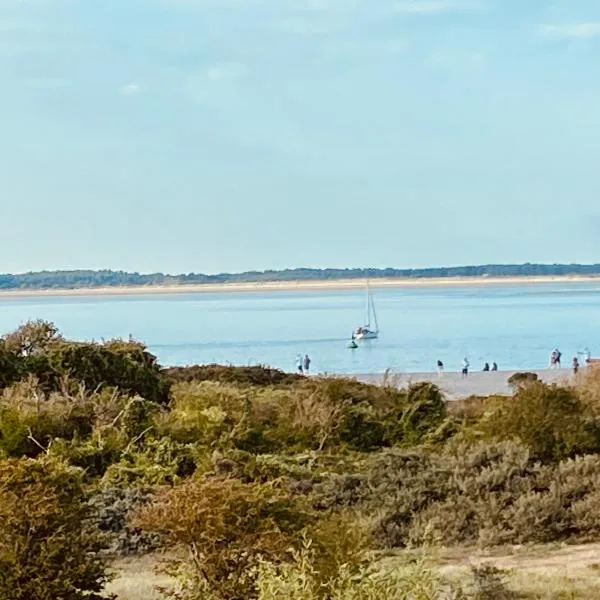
[{"left": 355, "top": 329, "right": 378, "bottom": 340}]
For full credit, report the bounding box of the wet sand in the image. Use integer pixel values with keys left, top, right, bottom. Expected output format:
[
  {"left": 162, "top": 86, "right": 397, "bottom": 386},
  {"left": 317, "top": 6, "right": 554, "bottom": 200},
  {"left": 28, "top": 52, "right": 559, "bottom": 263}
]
[{"left": 357, "top": 369, "right": 574, "bottom": 400}]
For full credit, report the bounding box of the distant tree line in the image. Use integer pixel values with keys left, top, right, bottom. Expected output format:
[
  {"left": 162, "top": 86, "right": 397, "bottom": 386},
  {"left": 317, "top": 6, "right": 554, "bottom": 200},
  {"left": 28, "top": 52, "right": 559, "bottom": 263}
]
[{"left": 0, "top": 263, "right": 599, "bottom": 290}]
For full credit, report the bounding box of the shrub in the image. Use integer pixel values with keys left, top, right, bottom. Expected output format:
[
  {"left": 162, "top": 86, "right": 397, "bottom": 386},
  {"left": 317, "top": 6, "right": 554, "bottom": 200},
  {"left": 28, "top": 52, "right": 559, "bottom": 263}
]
[
  {"left": 256, "top": 552, "right": 453, "bottom": 600},
  {"left": 384, "top": 382, "right": 448, "bottom": 446},
  {"left": 48, "top": 428, "right": 128, "bottom": 478},
  {"left": 0, "top": 380, "right": 153, "bottom": 468},
  {"left": 1, "top": 319, "right": 62, "bottom": 356},
  {"left": 0, "top": 323, "right": 169, "bottom": 403},
  {"left": 468, "top": 565, "right": 516, "bottom": 600},
  {"left": 32, "top": 339, "right": 169, "bottom": 404},
  {"left": 476, "top": 382, "right": 600, "bottom": 462},
  {"left": 0, "top": 457, "right": 112, "bottom": 600},
  {"left": 90, "top": 485, "right": 162, "bottom": 556},
  {"left": 163, "top": 364, "right": 301, "bottom": 387},
  {"left": 134, "top": 478, "right": 313, "bottom": 600},
  {"left": 0, "top": 380, "right": 96, "bottom": 458},
  {"left": 102, "top": 438, "right": 203, "bottom": 486},
  {"left": 316, "top": 440, "right": 600, "bottom": 550},
  {"left": 507, "top": 372, "right": 539, "bottom": 390}
]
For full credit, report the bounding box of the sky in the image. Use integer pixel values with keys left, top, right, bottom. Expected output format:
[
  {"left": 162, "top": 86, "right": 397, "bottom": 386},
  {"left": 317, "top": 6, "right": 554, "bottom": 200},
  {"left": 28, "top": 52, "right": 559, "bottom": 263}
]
[{"left": 1, "top": 0, "right": 600, "bottom": 274}]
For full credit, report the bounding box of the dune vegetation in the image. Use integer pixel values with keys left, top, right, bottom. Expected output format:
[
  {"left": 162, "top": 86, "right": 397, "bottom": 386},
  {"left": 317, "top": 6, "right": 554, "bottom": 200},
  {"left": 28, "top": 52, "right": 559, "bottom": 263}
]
[{"left": 2, "top": 321, "right": 600, "bottom": 599}]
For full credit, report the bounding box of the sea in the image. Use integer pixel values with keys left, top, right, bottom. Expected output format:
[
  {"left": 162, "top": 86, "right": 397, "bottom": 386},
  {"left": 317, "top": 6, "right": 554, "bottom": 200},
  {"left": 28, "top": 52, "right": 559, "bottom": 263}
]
[{"left": 0, "top": 282, "right": 598, "bottom": 375}]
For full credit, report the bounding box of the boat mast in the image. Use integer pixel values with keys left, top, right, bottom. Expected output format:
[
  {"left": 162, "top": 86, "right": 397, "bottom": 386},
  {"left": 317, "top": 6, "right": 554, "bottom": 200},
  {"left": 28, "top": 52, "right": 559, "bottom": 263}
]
[
  {"left": 370, "top": 286, "right": 379, "bottom": 333},
  {"left": 365, "top": 281, "right": 371, "bottom": 327}
]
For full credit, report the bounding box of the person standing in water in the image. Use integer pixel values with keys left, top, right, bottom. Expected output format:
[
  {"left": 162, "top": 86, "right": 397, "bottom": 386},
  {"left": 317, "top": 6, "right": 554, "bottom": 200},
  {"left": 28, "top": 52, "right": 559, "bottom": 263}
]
[
  {"left": 296, "top": 354, "right": 304, "bottom": 374},
  {"left": 483, "top": 362, "right": 490, "bottom": 372},
  {"left": 491, "top": 362, "right": 498, "bottom": 371},
  {"left": 437, "top": 360, "right": 444, "bottom": 376},
  {"left": 303, "top": 354, "right": 311, "bottom": 376},
  {"left": 462, "top": 357, "right": 470, "bottom": 378}
]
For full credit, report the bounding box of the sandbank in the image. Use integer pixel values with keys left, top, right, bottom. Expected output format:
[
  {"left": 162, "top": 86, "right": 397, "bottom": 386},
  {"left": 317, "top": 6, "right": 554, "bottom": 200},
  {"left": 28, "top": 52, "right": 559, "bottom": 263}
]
[
  {"left": 0, "top": 275, "right": 598, "bottom": 299},
  {"left": 357, "top": 369, "right": 574, "bottom": 400}
]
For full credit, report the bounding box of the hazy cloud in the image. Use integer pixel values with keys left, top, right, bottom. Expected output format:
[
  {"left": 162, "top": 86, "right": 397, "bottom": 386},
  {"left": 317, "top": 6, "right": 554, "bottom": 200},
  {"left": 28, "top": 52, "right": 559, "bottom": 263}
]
[
  {"left": 120, "top": 82, "right": 141, "bottom": 95},
  {"left": 538, "top": 22, "right": 600, "bottom": 40}
]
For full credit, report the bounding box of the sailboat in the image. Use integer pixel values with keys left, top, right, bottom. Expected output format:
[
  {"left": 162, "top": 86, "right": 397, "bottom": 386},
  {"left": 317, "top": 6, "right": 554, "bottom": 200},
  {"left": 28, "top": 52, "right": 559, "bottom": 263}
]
[{"left": 353, "top": 282, "right": 379, "bottom": 340}]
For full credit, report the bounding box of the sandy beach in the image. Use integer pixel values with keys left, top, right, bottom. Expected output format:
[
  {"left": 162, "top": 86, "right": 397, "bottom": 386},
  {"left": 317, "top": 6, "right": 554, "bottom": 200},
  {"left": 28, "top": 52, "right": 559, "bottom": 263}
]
[
  {"left": 358, "top": 369, "right": 574, "bottom": 400},
  {"left": 0, "top": 275, "right": 597, "bottom": 299}
]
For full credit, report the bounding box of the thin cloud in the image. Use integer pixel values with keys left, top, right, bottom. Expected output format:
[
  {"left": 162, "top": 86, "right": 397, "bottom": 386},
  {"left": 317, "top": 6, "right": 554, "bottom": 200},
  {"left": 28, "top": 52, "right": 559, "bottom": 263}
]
[
  {"left": 120, "top": 83, "right": 141, "bottom": 96},
  {"left": 538, "top": 22, "right": 600, "bottom": 40}
]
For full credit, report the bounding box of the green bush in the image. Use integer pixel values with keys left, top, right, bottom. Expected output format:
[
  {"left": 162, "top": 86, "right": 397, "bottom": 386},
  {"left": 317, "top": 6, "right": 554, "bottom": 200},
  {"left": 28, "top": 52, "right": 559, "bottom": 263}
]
[
  {"left": 476, "top": 382, "right": 600, "bottom": 462},
  {"left": 135, "top": 477, "right": 313, "bottom": 600},
  {"left": 163, "top": 364, "right": 301, "bottom": 387},
  {"left": 48, "top": 428, "right": 128, "bottom": 478},
  {"left": 102, "top": 438, "right": 203, "bottom": 486},
  {"left": 0, "top": 381, "right": 155, "bottom": 469},
  {"left": 0, "top": 323, "right": 169, "bottom": 403},
  {"left": 0, "top": 381, "right": 96, "bottom": 458},
  {"left": 316, "top": 441, "right": 600, "bottom": 549},
  {"left": 256, "top": 552, "right": 453, "bottom": 600},
  {"left": 0, "top": 457, "right": 112, "bottom": 600},
  {"left": 30, "top": 339, "right": 169, "bottom": 403}
]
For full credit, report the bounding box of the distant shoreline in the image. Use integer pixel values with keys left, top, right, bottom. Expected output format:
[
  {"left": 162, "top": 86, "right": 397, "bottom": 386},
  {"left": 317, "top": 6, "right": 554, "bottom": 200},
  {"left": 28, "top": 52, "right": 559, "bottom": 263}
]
[{"left": 0, "top": 274, "right": 598, "bottom": 299}]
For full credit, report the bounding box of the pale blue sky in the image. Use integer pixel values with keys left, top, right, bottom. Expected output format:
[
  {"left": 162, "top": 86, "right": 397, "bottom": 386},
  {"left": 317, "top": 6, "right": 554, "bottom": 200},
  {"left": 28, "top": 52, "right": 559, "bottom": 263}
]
[{"left": 1, "top": 0, "right": 600, "bottom": 274}]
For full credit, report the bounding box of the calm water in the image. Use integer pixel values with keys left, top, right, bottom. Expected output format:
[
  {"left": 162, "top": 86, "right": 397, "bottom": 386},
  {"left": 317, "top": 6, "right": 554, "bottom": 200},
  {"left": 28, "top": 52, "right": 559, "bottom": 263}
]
[{"left": 0, "top": 283, "right": 598, "bottom": 374}]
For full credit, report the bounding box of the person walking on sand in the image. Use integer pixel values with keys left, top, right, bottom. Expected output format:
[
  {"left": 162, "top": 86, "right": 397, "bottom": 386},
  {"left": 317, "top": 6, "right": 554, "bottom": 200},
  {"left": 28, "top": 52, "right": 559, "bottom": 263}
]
[
  {"left": 296, "top": 354, "right": 304, "bottom": 375},
  {"left": 437, "top": 360, "right": 444, "bottom": 376},
  {"left": 492, "top": 362, "right": 498, "bottom": 371},
  {"left": 483, "top": 362, "right": 490, "bottom": 372},
  {"left": 462, "top": 357, "right": 469, "bottom": 378},
  {"left": 303, "top": 354, "right": 311, "bottom": 376},
  {"left": 549, "top": 350, "right": 558, "bottom": 369},
  {"left": 573, "top": 356, "right": 580, "bottom": 375}
]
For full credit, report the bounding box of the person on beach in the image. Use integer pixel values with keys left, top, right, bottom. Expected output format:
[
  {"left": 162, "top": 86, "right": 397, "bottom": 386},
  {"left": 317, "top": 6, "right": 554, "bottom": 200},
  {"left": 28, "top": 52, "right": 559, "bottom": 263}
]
[
  {"left": 296, "top": 354, "right": 304, "bottom": 374},
  {"left": 573, "top": 356, "right": 580, "bottom": 375},
  {"left": 483, "top": 362, "right": 490, "bottom": 372},
  {"left": 549, "top": 349, "right": 562, "bottom": 369},
  {"left": 492, "top": 362, "right": 498, "bottom": 371},
  {"left": 303, "top": 354, "right": 311, "bottom": 375},
  {"left": 437, "top": 360, "right": 444, "bottom": 376},
  {"left": 585, "top": 347, "right": 591, "bottom": 365},
  {"left": 462, "top": 357, "right": 469, "bottom": 378}
]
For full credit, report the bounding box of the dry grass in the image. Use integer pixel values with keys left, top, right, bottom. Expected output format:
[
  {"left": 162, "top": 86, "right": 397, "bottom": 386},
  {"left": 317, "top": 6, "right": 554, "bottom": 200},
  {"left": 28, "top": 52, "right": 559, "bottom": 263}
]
[
  {"left": 412, "top": 543, "right": 600, "bottom": 599},
  {"left": 110, "top": 544, "right": 600, "bottom": 599},
  {"left": 106, "top": 555, "right": 174, "bottom": 600}
]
